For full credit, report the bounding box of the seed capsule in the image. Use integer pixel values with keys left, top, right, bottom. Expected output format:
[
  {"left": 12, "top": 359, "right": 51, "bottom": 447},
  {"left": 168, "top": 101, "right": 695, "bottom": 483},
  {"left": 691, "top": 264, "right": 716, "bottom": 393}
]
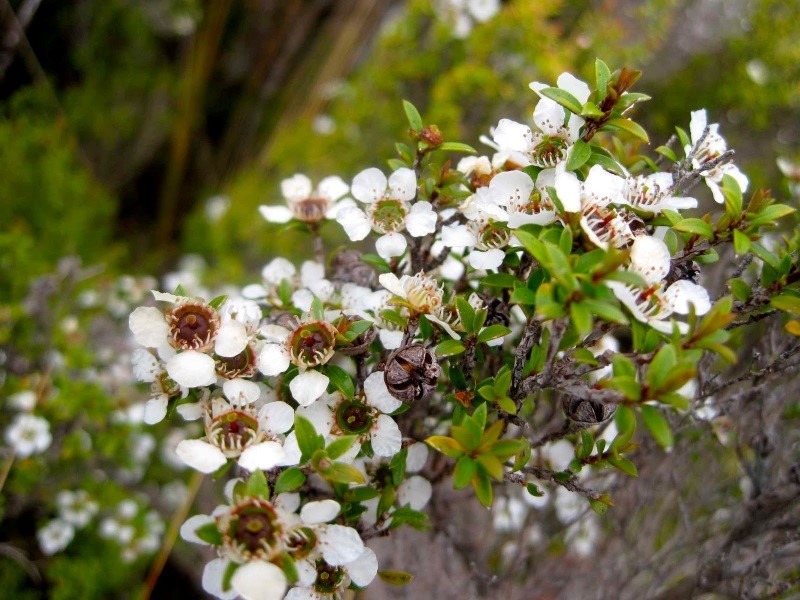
[
  {"left": 563, "top": 397, "right": 616, "bottom": 425},
  {"left": 384, "top": 344, "right": 441, "bottom": 403},
  {"left": 330, "top": 250, "right": 377, "bottom": 288}
]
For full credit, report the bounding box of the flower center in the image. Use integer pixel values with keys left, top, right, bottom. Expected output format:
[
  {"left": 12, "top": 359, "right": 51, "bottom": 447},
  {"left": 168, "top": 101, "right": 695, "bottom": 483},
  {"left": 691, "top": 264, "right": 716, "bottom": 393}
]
[
  {"left": 285, "top": 526, "right": 317, "bottom": 560},
  {"left": 207, "top": 410, "right": 260, "bottom": 456},
  {"left": 221, "top": 499, "right": 282, "bottom": 561},
  {"left": 291, "top": 197, "right": 330, "bottom": 223},
  {"left": 532, "top": 136, "right": 569, "bottom": 167},
  {"left": 477, "top": 222, "right": 511, "bottom": 249},
  {"left": 215, "top": 345, "right": 256, "bottom": 379},
  {"left": 313, "top": 560, "right": 345, "bottom": 594},
  {"left": 335, "top": 400, "right": 373, "bottom": 435},
  {"left": 369, "top": 198, "right": 408, "bottom": 234},
  {"left": 288, "top": 321, "right": 337, "bottom": 368},
  {"left": 167, "top": 303, "right": 218, "bottom": 350}
]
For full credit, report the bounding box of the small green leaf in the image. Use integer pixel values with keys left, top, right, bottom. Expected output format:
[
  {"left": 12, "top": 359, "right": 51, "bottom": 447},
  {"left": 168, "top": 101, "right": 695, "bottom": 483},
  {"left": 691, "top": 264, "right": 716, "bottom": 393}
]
[
  {"left": 327, "top": 435, "right": 359, "bottom": 460},
  {"left": 595, "top": 58, "right": 611, "bottom": 96},
  {"left": 456, "top": 297, "right": 477, "bottom": 332},
  {"left": 771, "top": 294, "right": 800, "bottom": 315},
  {"left": 477, "top": 324, "right": 511, "bottom": 343},
  {"left": 295, "top": 415, "right": 325, "bottom": 463},
  {"left": 539, "top": 86, "right": 583, "bottom": 114},
  {"left": 526, "top": 482, "right": 544, "bottom": 497},
  {"left": 323, "top": 462, "right": 366, "bottom": 485},
  {"left": 425, "top": 435, "right": 465, "bottom": 458},
  {"left": 274, "top": 467, "right": 306, "bottom": 493},
  {"left": 325, "top": 365, "right": 355, "bottom": 399},
  {"left": 453, "top": 456, "right": 476, "bottom": 489},
  {"left": 566, "top": 140, "right": 592, "bottom": 171},
  {"left": 473, "top": 402, "right": 488, "bottom": 429},
  {"left": 655, "top": 145, "right": 677, "bottom": 162},
  {"left": 246, "top": 470, "right": 270, "bottom": 499},
  {"left": 673, "top": 218, "right": 714, "bottom": 239},
  {"left": 208, "top": 295, "right": 228, "bottom": 310},
  {"left": 439, "top": 141, "right": 477, "bottom": 154},
  {"left": 608, "top": 455, "right": 638, "bottom": 477},
  {"left": 602, "top": 117, "right": 650, "bottom": 143},
  {"left": 379, "top": 571, "right": 414, "bottom": 586},
  {"left": 195, "top": 522, "right": 223, "bottom": 546},
  {"left": 728, "top": 278, "right": 750, "bottom": 302},
  {"left": 472, "top": 471, "right": 494, "bottom": 507},
  {"left": 732, "top": 229, "right": 750, "bottom": 255},
  {"left": 570, "top": 302, "right": 593, "bottom": 338},
  {"left": 640, "top": 405, "right": 673, "bottom": 450},
  {"left": 402, "top": 100, "right": 423, "bottom": 131},
  {"left": 436, "top": 339, "right": 466, "bottom": 357}
]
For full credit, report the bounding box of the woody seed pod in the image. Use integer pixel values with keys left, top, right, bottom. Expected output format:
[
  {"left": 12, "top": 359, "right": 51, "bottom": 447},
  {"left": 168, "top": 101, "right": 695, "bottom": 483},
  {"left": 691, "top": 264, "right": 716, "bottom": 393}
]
[
  {"left": 563, "top": 396, "right": 616, "bottom": 425},
  {"left": 384, "top": 344, "right": 441, "bottom": 403}
]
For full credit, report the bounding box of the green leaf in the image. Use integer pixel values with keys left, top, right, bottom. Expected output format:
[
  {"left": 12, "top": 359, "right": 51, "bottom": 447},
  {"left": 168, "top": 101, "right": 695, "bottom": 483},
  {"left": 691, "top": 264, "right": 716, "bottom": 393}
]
[
  {"left": 323, "top": 462, "right": 366, "bottom": 485},
  {"left": 453, "top": 456, "right": 476, "bottom": 489},
  {"left": 481, "top": 273, "right": 518, "bottom": 288},
  {"left": 595, "top": 58, "right": 611, "bottom": 96},
  {"left": 771, "top": 294, "right": 800, "bottom": 315},
  {"left": 614, "top": 405, "right": 636, "bottom": 448},
  {"left": 539, "top": 86, "right": 583, "bottom": 114},
  {"left": 732, "top": 229, "right": 751, "bottom": 255},
  {"left": 673, "top": 218, "right": 714, "bottom": 239},
  {"left": 456, "top": 297, "right": 477, "bottom": 332},
  {"left": 526, "top": 482, "right": 544, "bottom": 497},
  {"left": 425, "top": 435, "right": 465, "bottom": 458},
  {"left": 439, "top": 141, "right": 477, "bottom": 154},
  {"left": 570, "top": 302, "right": 593, "bottom": 338},
  {"left": 589, "top": 498, "right": 609, "bottom": 515},
  {"left": 602, "top": 117, "right": 650, "bottom": 143},
  {"left": 274, "top": 467, "right": 306, "bottom": 493},
  {"left": 208, "top": 294, "right": 228, "bottom": 310},
  {"left": 640, "top": 405, "right": 673, "bottom": 450},
  {"left": 295, "top": 415, "right": 324, "bottom": 463},
  {"left": 647, "top": 344, "right": 678, "bottom": 392},
  {"left": 611, "top": 354, "right": 637, "bottom": 378},
  {"left": 327, "top": 435, "right": 359, "bottom": 460},
  {"left": 195, "top": 522, "right": 223, "bottom": 546},
  {"left": 436, "top": 339, "right": 466, "bottom": 357},
  {"left": 729, "top": 278, "right": 750, "bottom": 302},
  {"left": 390, "top": 506, "right": 431, "bottom": 530},
  {"left": 566, "top": 140, "right": 592, "bottom": 171},
  {"left": 580, "top": 101, "right": 604, "bottom": 118},
  {"left": 379, "top": 571, "right": 414, "bottom": 586},
  {"left": 655, "top": 145, "right": 677, "bottom": 162},
  {"left": 310, "top": 297, "right": 325, "bottom": 321},
  {"left": 477, "top": 324, "right": 511, "bottom": 343},
  {"left": 325, "top": 365, "right": 355, "bottom": 399},
  {"left": 246, "top": 470, "right": 270, "bottom": 499},
  {"left": 473, "top": 402, "right": 488, "bottom": 429},
  {"left": 472, "top": 471, "right": 494, "bottom": 507},
  {"left": 402, "top": 100, "right": 423, "bottom": 131},
  {"left": 581, "top": 299, "right": 628, "bottom": 325},
  {"left": 608, "top": 455, "right": 638, "bottom": 477},
  {"left": 222, "top": 561, "right": 239, "bottom": 592}
]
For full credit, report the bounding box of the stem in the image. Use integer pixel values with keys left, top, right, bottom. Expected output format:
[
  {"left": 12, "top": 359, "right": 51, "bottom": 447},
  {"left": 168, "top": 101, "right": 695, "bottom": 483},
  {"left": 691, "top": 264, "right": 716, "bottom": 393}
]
[
  {"left": 139, "top": 471, "right": 205, "bottom": 600},
  {"left": 0, "top": 450, "right": 14, "bottom": 495}
]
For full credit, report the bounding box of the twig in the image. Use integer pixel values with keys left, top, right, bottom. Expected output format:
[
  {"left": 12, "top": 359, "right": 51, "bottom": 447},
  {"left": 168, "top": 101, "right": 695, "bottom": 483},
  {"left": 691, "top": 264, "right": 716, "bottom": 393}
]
[
  {"left": 139, "top": 470, "right": 205, "bottom": 600},
  {"left": 511, "top": 318, "right": 541, "bottom": 400},
  {"left": 508, "top": 468, "right": 603, "bottom": 501}
]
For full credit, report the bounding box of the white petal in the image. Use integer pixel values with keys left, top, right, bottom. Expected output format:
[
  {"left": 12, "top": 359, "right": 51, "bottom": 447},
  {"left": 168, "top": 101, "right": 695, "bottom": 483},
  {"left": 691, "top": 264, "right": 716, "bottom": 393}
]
[
  {"left": 346, "top": 547, "right": 379, "bottom": 588},
  {"left": 152, "top": 290, "right": 180, "bottom": 303},
  {"left": 351, "top": 168, "right": 387, "bottom": 203},
  {"left": 258, "top": 205, "right": 293, "bottom": 223},
  {"left": 278, "top": 431, "right": 301, "bottom": 466},
  {"left": 296, "top": 400, "right": 334, "bottom": 436},
  {"left": 405, "top": 201, "right": 437, "bottom": 237},
  {"left": 319, "top": 524, "right": 365, "bottom": 566},
  {"left": 318, "top": 175, "right": 349, "bottom": 201},
  {"left": 231, "top": 561, "right": 287, "bottom": 600},
  {"left": 202, "top": 558, "right": 238, "bottom": 600},
  {"left": 300, "top": 499, "right": 341, "bottom": 524},
  {"left": 143, "top": 395, "right": 168, "bottom": 425},
  {"left": 533, "top": 97, "right": 566, "bottom": 136},
  {"left": 689, "top": 109, "right": 708, "bottom": 145},
  {"left": 223, "top": 378, "right": 261, "bottom": 407},
  {"left": 290, "top": 370, "right": 330, "bottom": 406},
  {"left": 274, "top": 492, "right": 300, "bottom": 514},
  {"left": 132, "top": 349, "right": 160, "bottom": 382},
  {"left": 378, "top": 273, "right": 406, "bottom": 298},
  {"left": 438, "top": 255, "right": 465, "bottom": 281},
  {"left": 664, "top": 281, "right": 711, "bottom": 315},
  {"left": 281, "top": 174, "right": 313, "bottom": 202},
  {"left": 300, "top": 261, "right": 325, "bottom": 287},
  {"left": 554, "top": 171, "right": 582, "bottom": 212},
  {"left": 336, "top": 206, "right": 372, "bottom": 241},
  {"left": 215, "top": 320, "right": 249, "bottom": 357},
  {"left": 261, "top": 257, "right": 297, "bottom": 285},
  {"left": 166, "top": 351, "right": 217, "bottom": 388},
  {"left": 708, "top": 179, "right": 725, "bottom": 204},
  {"left": 489, "top": 170, "right": 535, "bottom": 207},
  {"left": 176, "top": 439, "right": 227, "bottom": 473},
  {"left": 129, "top": 307, "right": 168, "bottom": 348},
  {"left": 468, "top": 249, "right": 505, "bottom": 271},
  {"left": 285, "top": 587, "right": 318, "bottom": 600},
  {"left": 397, "top": 475, "right": 432, "bottom": 510},
  {"left": 238, "top": 441, "right": 285, "bottom": 471},
  {"left": 375, "top": 232, "right": 407, "bottom": 260},
  {"left": 441, "top": 224, "right": 476, "bottom": 248},
  {"left": 292, "top": 289, "right": 314, "bottom": 312},
  {"left": 584, "top": 165, "right": 625, "bottom": 208},
  {"left": 405, "top": 442, "right": 429, "bottom": 473},
  {"left": 180, "top": 514, "right": 215, "bottom": 545},
  {"left": 557, "top": 72, "right": 592, "bottom": 104},
  {"left": 492, "top": 119, "right": 534, "bottom": 154},
  {"left": 629, "top": 236, "right": 671, "bottom": 286},
  {"left": 371, "top": 414, "right": 402, "bottom": 457},
  {"left": 176, "top": 402, "right": 204, "bottom": 421},
  {"left": 257, "top": 343, "right": 290, "bottom": 376},
  {"left": 258, "top": 401, "right": 295, "bottom": 435},
  {"left": 363, "top": 372, "right": 402, "bottom": 413},
  {"left": 379, "top": 329, "right": 404, "bottom": 350},
  {"left": 388, "top": 167, "right": 417, "bottom": 201}
]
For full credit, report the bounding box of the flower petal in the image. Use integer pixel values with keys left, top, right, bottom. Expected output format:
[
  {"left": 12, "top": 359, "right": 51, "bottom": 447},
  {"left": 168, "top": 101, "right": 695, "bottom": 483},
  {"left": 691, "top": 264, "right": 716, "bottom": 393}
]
[
  {"left": 258, "top": 205, "right": 293, "bottom": 223},
  {"left": 215, "top": 320, "right": 249, "bottom": 358},
  {"left": 202, "top": 558, "right": 238, "bottom": 600},
  {"left": 175, "top": 439, "right": 227, "bottom": 473},
  {"left": 166, "top": 351, "right": 217, "bottom": 388},
  {"left": 318, "top": 524, "right": 364, "bottom": 566},
  {"left": 371, "top": 414, "right": 402, "bottom": 457},
  {"left": 318, "top": 175, "right": 349, "bottom": 201},
  {"left": 300, "top": 499, "right": 341, "bottom": 524},
  {"left": 289, "top": 370, "right": 330, "bottom": 406},
  {"left": 257, "top": 343, "right": 291, "bottom": 377},
  {"left": 388, "top": 167, "right": 417, "bottom": 201},
  {"left": 468, "top": 248, "right": 505, "bottom": 271},
  {"left": 231, "top": 561, "right": 287, "bottom": 600},
  {"left": 336, "top": 206, "right": 372, "bottom": 241},
  {"left": 180, "top": 514, "right": 215, "bottom": 545},
  {"left": 143, "top": 395, "right": 168, "bottom": 425},
  {"left": 351, "top": 168, "right": 387, "bottom": 203},
  {"left": 281, "top": 174, "right": 313, "bottom": 202},
  {"left": 238, "top": 441, "right": 285, "bottom": 472},
  {"left": 132, "top": 349, "right": 160, "bottom": 382},
  {"left": 129, "top": 307, "right": 169, "bottom": 348},
  {"left": 363, "top": 372, "right": 402, "bottom": 413},
  {"left": 405, "top": 201, "right": 437, "bottom": 237},
  {"left": 258, "top": 401, "right": 295, "bottom": 435},
  {"left": 377, "top": 272, "right": 406, "bottom": 298},
  {"left": 397, "top": 474, "right": 432, "bottom": 510},
  {"left": 223, "top": 378, "right": 261, "bottom": 407},
  {"left": 375, "top": 232, "right": 407, "bottom": 260},
  {"left": 346, "top": 547, "right": 379, "bottom": 588}
]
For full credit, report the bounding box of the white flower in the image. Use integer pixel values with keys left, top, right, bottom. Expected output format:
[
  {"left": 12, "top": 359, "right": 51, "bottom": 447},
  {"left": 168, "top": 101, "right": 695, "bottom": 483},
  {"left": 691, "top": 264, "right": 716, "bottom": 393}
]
[
  {"left": 336, "top": 167, "right": 432, "bottom": 260},
  {"left": 623, "top": 172, "right": 697, "bottom": 214},
  {"left": 5, "top": 413, "right": 51, "bottom": 457},
  {"left": 8, "top": 390, "right": 36, "bottom": 411},
  {"left": 439, "top": 0, "right": 500, "bottom": 39},
  {"left": 37, "top": 519, "right": 75, "bottom": 555},
  {"left": 685, "top": 109, "right": 749, "bottom": 203},
  {"left": 56, "top": 490, "right": 99, "bottom": 528},
  {"left": 287, "top": 547, "right": 378, "bottom": 598},
  {"left": 259, "top": 173, "right": 352, "bottom": 224},
  {"left": 379, "top": 272, "right": 443, "bottom": 314}
]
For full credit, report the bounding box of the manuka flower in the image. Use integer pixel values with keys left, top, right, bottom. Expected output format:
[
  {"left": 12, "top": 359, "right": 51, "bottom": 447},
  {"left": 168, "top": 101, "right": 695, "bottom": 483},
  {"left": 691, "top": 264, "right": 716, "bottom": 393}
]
[{"left": 259, "top": 173, "right": 352, "bottom": 224}]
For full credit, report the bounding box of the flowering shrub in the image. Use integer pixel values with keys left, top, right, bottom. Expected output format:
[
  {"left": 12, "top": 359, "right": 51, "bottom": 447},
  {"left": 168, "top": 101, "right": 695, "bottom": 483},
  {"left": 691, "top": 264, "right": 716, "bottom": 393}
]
[{"left": 117, "top": 61, "right": 800, "bottom": 599}]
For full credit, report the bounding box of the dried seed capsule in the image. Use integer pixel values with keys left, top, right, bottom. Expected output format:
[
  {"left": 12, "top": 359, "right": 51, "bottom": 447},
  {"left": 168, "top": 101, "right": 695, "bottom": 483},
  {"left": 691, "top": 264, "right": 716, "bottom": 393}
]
[
  {"left": 330, "top": 249, "right": 377, "bottom": 288},
  {"left": 563, "top": 396, "right": 616, "bottom": 425},
  {"left": 384, "top": 344, "right": 441, "bottom": 403}
]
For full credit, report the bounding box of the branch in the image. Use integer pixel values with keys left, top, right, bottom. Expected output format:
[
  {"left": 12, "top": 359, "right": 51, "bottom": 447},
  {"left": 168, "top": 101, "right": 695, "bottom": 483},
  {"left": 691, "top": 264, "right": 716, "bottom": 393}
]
[
  {"left": 510, "top": 317, "right": 541, "bottom": 401},
  {"left": 507, "top": 467, "right": 603, "bottom": 502}
]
